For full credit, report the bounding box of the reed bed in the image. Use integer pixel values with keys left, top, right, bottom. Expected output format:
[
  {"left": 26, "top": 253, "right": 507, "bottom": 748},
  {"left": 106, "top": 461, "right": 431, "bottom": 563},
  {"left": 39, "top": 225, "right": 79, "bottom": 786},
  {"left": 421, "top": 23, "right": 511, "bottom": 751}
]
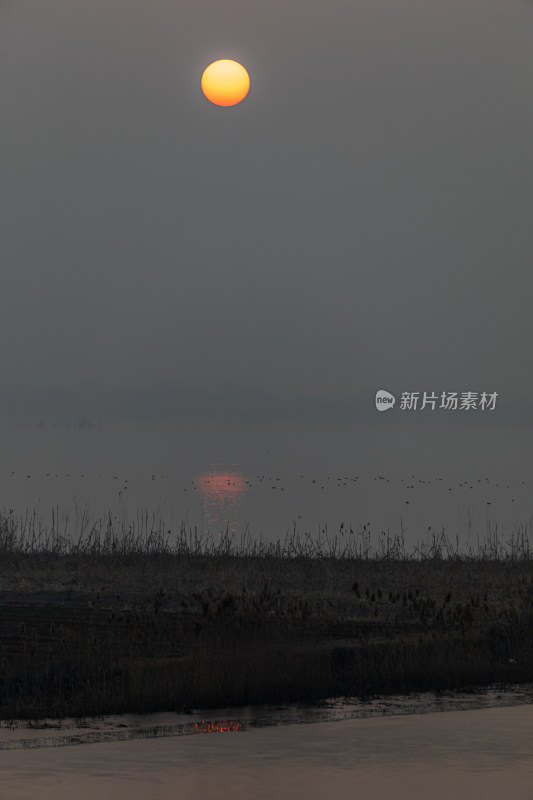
[{"left": 0, "top": 507, "right": 532, "bottom": 725}]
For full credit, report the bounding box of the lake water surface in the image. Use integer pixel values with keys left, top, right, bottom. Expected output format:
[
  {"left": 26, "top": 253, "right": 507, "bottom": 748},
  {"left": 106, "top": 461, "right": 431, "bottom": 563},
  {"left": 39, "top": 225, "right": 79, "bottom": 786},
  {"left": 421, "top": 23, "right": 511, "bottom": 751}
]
[
  {"left": 1, "top": 421, "right": 531, "bottom": 556},
  {"left": 1, "top": 689, "right": 532, "bottom": 799}
]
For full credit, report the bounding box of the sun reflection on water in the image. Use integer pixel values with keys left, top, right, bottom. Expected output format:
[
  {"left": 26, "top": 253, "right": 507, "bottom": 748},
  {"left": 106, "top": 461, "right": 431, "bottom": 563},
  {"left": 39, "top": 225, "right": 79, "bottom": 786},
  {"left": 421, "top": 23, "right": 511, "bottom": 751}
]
[
  {"left": 195, "top": 466, "right": 248, "bottom": 536},
  {"left": 194, "top": 719, "right": 243, "bottom": 733}
]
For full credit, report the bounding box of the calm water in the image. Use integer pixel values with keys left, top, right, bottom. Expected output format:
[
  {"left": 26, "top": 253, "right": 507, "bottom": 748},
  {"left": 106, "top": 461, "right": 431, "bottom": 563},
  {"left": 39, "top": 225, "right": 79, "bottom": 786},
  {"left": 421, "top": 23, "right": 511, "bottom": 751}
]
[
  {"left": 1, "top": 694, "right": 533, "bottom": 799},
  {"left": 0, "top": 420, "right": 532, "bottom": 555}
]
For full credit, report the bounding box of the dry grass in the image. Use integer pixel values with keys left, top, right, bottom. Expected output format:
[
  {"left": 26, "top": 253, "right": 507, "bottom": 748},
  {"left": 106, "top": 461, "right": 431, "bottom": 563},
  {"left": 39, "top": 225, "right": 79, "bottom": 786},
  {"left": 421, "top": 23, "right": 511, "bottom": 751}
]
[{"left": 0, "top": 507, "right": 532, "bottom": 724}]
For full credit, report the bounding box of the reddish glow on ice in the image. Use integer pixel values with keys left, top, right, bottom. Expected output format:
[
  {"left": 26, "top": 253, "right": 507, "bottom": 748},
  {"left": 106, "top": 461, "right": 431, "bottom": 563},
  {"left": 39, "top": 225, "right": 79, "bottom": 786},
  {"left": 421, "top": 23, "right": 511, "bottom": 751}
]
[{"left": 194, "top": 719, "right": 242, "bottom": 733}]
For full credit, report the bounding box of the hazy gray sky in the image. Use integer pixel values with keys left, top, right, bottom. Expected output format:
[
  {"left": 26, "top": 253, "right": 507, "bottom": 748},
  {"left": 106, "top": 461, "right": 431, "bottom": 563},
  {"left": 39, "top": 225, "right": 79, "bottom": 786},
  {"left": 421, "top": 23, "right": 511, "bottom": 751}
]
[{"left": 1, "top": 0, "right": 532, "bottom": 425}]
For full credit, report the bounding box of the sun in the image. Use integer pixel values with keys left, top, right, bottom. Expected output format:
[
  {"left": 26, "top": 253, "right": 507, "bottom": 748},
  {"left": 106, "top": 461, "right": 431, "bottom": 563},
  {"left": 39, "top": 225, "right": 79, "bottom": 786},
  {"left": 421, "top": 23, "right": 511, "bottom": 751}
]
[{"left": 201, "top": 60, "right": 250, "bottom": 107}]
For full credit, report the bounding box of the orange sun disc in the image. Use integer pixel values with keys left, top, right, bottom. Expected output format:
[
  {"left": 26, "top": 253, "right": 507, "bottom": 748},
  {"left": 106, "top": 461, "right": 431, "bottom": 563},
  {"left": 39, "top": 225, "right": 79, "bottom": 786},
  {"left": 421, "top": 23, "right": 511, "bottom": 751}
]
[{"left": 201, "top": 60, "right": 250, "bottom": 107}]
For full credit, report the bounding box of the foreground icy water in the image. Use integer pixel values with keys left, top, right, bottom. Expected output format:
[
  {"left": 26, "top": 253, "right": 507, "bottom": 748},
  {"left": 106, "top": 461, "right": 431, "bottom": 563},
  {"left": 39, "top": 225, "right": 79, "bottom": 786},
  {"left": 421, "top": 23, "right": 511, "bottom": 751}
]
[{"left": 1, "top": 687, "right": 532, "bottom": 799}]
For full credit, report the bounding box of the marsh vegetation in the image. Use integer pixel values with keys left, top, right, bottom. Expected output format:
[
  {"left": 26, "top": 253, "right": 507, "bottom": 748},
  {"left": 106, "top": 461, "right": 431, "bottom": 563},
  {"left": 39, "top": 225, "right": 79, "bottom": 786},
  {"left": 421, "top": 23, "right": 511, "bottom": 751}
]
[{"left": 0, "top": 508, "right": 532, "bottom": 723}]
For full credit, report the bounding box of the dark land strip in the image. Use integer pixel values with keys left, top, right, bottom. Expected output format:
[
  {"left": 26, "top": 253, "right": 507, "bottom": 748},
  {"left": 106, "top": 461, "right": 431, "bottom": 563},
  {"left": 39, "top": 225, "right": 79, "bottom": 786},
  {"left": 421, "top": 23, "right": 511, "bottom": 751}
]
[{"left": 1, "top": 552, "right": 532, "bottom": 723}]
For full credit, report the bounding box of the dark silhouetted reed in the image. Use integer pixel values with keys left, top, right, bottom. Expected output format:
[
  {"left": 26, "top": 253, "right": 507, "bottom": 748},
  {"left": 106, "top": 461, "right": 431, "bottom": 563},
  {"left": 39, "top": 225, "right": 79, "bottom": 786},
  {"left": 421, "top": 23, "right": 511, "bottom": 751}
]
[{"left": 0, "top": 506, "right": 531, "bottom": 724}]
